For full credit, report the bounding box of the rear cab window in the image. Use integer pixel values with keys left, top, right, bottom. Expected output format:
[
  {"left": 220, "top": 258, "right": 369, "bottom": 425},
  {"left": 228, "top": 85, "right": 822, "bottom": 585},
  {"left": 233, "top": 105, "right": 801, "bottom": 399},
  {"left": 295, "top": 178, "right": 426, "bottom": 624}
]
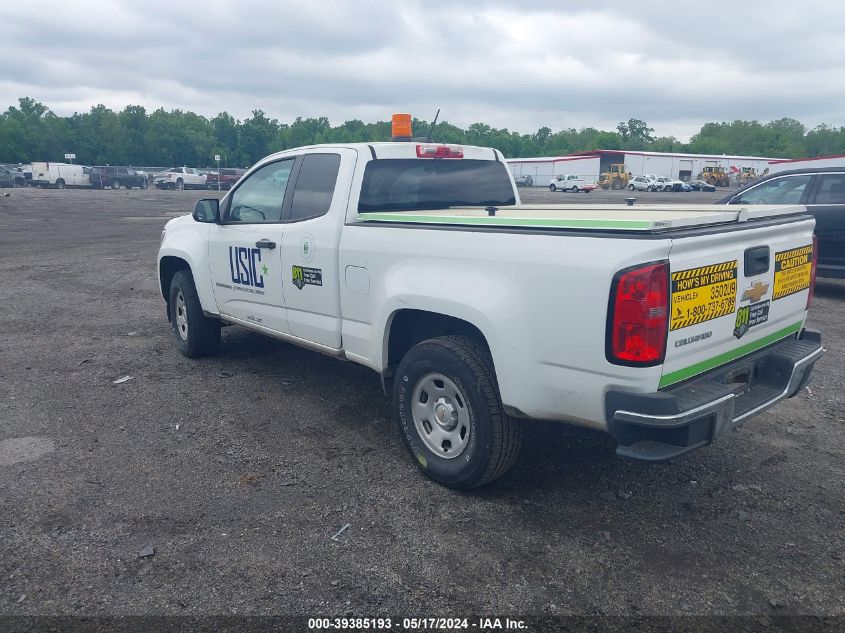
[
  {"left": 812, "top": 173, "right": 845, "bottom": 204},
  {"left": 358, "top": 159, "right": 516, "bottom": 212},
  {"left": 289, "top": 153, "right": 341, "bottom": 221}
]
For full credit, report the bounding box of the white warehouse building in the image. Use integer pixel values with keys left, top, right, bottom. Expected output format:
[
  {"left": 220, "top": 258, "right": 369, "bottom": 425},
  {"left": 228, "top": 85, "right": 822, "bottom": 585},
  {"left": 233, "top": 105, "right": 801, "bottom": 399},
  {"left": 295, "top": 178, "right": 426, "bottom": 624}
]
[{"left": 507, "top": 149, "right": 778, "bottom": 186}]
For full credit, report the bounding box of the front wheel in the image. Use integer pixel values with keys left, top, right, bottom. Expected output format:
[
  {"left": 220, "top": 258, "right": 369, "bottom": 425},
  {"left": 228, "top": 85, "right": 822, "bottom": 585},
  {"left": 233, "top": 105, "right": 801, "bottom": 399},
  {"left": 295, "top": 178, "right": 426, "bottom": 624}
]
[
  {"left": 570, "top": 186, "right": 579, "bottom": 193},
  {"left": 168, "top": 270, "right": 220, "bottom": 358},
  {"left": 394, "top": 336, "right": 522, "bottom": 489},
  {"left": 176, "top": 179, "right": 184, "bottom": 191},
  {"left": 628, "top": 184, "right": 635, "bottom": 191},
  {"left": 111, "top": 180, "right": 120, "bottom": 190}
]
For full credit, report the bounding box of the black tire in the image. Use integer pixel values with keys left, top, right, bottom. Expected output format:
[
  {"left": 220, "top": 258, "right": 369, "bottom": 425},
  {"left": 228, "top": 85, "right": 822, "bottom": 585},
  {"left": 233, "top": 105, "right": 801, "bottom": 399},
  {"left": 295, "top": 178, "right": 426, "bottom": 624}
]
[
  {"left": 571, "top": 186, "right": 579, "bottom": 193},
  {"left": 55, "top": 179, "right": 65, "bottom": 189},
  {"left": 611, "top": 179, "right": 622, "bottom": 190},
  {"left": 549, "top": 184, "right": 556, "bottom": 192},
  {"left": 168, "top": 270, "right": 220, "bottom": 358},
  {"left": 394, "top": 335, "right": 522, "bottom": 489},
  {"left": 628, "top": 184, "right": 635, "bottom": 191},
  {"left": 176, "top": 179, "right": 184, "bottom": 191},
  {"left": 110, "top": 180, "right": 120, "bottom": 190}
]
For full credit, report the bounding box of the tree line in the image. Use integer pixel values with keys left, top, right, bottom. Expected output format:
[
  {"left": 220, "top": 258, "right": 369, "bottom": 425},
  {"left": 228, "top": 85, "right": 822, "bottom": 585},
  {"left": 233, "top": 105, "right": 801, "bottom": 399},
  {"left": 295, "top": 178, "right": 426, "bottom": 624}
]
[{"left": 2, "top": 97, "right": 844, "bottom": 168}]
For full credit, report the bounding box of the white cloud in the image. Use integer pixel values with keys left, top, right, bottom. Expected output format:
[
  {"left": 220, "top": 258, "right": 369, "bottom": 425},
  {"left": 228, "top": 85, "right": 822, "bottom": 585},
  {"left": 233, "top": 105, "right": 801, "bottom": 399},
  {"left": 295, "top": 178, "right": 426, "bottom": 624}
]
[{"left": 1, "top": 0, "right": 843, "bottom": 141}]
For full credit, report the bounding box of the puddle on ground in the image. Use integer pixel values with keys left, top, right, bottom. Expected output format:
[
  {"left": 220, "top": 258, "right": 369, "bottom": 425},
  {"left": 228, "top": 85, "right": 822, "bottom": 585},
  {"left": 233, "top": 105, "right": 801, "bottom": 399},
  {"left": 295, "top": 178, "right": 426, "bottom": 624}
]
[{"left": 0, "top": 436, "right": 55, "bottom": 466}]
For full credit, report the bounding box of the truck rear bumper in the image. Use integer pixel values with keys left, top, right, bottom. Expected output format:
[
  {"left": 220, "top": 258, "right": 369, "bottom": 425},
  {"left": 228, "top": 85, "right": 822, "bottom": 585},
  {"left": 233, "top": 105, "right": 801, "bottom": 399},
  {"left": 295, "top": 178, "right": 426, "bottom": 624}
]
[{"left": 605, "top": 329, "right": 823, "bottom": 462}]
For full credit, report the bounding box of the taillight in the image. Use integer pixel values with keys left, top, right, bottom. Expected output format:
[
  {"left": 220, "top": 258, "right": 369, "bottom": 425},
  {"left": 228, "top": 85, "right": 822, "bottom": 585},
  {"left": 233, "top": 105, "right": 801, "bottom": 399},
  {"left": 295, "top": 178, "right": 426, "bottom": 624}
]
[
  {"left": 416, "top": 144, "right": 464, "bottom": 159},
  {"left": 807, "top": 235, "right": 818, "bottom": 309},
  {"left": 607, "top": 261, "right": 669, "bottom": 366}
]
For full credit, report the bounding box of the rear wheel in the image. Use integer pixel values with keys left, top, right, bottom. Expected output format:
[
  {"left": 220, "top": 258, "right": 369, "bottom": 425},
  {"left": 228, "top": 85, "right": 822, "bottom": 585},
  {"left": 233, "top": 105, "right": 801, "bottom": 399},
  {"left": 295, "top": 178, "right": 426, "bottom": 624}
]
[
  {"left": 549, "top": 184, "right": 556, "bottom": 192},
  {"left": 176, "top": 179, "right": 184, "bottom": 191},
  {"left": 394, "top": 335, "right": 522, "bottom": 489},
  {"left": 570, "top": 186, "right": 579, "bottom": 193},
  {"left": 55, "top": 179, "right": 65, "bottom": 189},
  {"left": 664, "top": 185, "right": 672, "bottom": 192},
  {"left": 168, "top": 270, "right": 220, "bottom": 358},
  {"left": 611, "top": 179, "right": 622, "bottom": 190}
]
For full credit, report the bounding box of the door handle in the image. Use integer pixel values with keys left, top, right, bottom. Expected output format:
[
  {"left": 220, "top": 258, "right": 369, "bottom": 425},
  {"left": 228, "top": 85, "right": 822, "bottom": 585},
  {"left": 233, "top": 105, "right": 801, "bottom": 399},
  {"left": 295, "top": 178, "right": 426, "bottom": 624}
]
[{"left": 255, "top": 239, "right": 276, "bottom": 249}]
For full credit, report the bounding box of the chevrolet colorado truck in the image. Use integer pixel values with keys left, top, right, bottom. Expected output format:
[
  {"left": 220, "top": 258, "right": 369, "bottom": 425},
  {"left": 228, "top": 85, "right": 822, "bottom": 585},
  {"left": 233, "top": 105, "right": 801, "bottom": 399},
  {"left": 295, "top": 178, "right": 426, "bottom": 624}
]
[{"left": 157, "top": 138, "right": 823, "bottom": 488}]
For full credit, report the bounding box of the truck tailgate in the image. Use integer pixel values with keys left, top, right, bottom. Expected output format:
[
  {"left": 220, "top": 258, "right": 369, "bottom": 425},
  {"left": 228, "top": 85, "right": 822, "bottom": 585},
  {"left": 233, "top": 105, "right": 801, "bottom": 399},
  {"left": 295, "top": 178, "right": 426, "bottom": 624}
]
[{"left": 661, "top": 217, "right": 816, "bottom": 388}]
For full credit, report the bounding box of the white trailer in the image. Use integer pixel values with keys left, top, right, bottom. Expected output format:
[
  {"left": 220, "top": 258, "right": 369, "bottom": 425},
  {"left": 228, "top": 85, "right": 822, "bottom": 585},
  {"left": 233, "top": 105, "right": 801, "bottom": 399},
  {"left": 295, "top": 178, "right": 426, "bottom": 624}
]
[{"left": 30, "top": 162, "right": 90, "bottom": 189}]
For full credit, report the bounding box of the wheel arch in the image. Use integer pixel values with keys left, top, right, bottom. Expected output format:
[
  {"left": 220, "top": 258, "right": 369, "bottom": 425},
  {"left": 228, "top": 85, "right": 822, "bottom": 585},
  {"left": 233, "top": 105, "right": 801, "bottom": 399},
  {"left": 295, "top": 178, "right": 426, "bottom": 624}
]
[
  {"left": 158, "top": 255, "right": 191, "bottom": 301},
  {"left": 382, "top": 308, "right": 495, "bottom": 391}
]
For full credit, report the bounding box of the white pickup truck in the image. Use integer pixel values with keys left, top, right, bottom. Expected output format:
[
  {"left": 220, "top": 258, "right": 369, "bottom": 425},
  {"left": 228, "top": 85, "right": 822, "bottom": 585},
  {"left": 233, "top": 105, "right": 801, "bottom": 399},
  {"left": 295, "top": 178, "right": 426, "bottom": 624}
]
[
  {"left": 154, "top": 167, "right": 207, "bottom": 191},
  {"left": 158, "top": 140, "right": 823, "bottom": 488}
]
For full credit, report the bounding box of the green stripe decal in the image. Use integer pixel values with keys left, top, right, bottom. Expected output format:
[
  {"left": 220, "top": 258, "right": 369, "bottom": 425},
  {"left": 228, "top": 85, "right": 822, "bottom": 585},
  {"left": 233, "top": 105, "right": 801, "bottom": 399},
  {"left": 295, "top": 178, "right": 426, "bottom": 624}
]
[
  {"left": 659, "top": 321, "right": 803, "bottom": 389},
  {"left": 358, "top": 213, "right": 653, "bottom": 230}
]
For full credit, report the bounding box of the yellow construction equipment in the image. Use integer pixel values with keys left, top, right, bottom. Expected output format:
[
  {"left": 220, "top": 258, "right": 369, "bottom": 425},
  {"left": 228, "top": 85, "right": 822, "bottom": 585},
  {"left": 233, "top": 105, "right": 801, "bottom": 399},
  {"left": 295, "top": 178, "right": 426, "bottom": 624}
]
[
  {"left": 739, "top": 167, "right": 758, "bottom": 186},
  {"left": 597, "top": 163, "right": 630, "bottom": 190},
  {"left": 699, "top": 166, "right": 731, "bottom": 187}
]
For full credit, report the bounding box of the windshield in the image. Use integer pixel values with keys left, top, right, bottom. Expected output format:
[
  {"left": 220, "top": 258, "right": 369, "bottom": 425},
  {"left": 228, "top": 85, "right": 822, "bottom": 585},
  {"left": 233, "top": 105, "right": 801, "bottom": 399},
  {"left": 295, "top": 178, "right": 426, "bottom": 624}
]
[{"left": 358, "top": 159, "right": 516, "bottom": 212}]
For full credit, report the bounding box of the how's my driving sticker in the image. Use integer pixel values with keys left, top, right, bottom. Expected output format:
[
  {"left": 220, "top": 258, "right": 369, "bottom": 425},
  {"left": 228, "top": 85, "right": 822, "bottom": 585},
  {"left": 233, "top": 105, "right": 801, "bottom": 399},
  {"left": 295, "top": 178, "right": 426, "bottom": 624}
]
[{"left": 670, "top": 260, "right": 737, "bottom": 331}]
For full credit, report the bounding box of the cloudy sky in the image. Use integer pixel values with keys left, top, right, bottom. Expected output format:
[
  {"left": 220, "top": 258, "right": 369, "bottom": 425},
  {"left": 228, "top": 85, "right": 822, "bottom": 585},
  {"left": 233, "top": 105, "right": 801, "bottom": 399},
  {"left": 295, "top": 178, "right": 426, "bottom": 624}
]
[{"left": 1, "top": 0, "right": 843, "bottom": 141}]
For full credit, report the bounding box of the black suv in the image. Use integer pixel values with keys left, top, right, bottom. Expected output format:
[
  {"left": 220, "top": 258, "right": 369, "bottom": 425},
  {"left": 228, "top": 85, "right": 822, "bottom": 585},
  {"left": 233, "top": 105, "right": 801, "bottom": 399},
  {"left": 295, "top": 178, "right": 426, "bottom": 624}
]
[
  {"left": 90, "top": 166, "right": 149, "bottom": 189},
  {"left": 717, "top": 167, "right": 845, "bottom": 279}
]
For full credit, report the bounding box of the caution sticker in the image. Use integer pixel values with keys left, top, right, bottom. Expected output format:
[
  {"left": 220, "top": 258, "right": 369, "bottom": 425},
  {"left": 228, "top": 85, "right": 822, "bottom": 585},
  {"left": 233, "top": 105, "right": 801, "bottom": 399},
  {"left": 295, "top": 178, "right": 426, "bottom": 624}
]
[
  {"left": 670, "top": 260, "right": 738, "bottom": 331},
  {"left": 773, "top": 244, "right": 813, "bottom": 300}
]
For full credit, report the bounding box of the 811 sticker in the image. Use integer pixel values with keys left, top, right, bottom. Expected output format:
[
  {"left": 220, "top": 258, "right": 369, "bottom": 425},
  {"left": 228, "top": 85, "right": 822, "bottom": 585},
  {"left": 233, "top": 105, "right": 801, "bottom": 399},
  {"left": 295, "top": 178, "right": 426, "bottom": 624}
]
[
  {"left": 670, "top": 260, "right": 737, "bottom": 331},
  {"left": 773, "top": 244, "right": 813, "bottom": 300}
]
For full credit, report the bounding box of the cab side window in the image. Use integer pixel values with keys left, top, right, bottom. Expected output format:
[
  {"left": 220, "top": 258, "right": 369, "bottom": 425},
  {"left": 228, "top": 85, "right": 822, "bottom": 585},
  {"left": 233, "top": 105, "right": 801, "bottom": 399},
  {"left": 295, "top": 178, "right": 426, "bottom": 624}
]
[
  {"left": 813, "top": 174, "right": 845, "bottom": 204},
  {"left": 288, "top": 153, "right": 341, "bottom": 222},
  {"left": 226, "top": 159, "right": 294, "bottom": 223},
  {"left": 737, "top": 175, "right": 812, "bottom": 205}
]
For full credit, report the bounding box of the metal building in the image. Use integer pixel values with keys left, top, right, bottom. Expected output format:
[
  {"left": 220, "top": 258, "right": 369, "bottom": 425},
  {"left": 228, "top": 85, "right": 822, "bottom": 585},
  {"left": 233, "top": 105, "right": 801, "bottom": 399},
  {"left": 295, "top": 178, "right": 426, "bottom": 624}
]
[{"left": 508, "top": 149, "right": 778, "bottom": 186}]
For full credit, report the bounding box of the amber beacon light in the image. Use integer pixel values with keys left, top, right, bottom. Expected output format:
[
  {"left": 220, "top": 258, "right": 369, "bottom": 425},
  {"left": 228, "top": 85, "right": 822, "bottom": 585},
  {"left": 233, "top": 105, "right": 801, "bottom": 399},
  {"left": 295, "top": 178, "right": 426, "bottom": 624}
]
[{"left": 391, "top": 113, "right": 413, "bottom": 140}]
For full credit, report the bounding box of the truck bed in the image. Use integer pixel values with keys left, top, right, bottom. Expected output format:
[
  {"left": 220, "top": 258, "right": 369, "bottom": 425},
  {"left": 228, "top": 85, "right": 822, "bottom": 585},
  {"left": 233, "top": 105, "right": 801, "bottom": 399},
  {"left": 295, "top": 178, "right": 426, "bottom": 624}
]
[{"left": 356, "top": 204, "right": 806, "bottom": 232}]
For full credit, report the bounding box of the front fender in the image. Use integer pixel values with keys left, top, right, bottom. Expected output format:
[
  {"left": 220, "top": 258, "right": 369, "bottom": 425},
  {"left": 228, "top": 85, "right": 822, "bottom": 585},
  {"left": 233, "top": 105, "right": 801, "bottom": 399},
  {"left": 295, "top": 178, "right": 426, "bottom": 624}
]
[{"left": 158, "top": 218, "right": 215, "bottom": 313}]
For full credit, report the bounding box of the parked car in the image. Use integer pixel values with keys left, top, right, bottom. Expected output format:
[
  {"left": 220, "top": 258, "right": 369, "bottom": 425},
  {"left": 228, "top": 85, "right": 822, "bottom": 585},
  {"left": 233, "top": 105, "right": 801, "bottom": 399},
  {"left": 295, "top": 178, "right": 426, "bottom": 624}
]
[
  {"left": 627, "top": 175, "right": 654, "bottom": 191},
  {"left": 30, "top": 162, "right": 90, "bottom": 188},
  {"left": 514, "top": 175, "right": 533, "bottom": 187},
  {"left": 0, "top": 165, "right": 26, "bottom": 187},
  {"left": 549, "top": 174, "right": 590, "bottom": 192},
  {"left": 716, "top": 167, "right": 845, "bottom": 278},
  {"left": 689, "top": 180, "right": 717, "bottom": 192},
  {"left": 90, "top": 166, "right": 149, "bottom": 189},
  {"left": 155, "top": 167, "right": 207, "bottom": 190},
  {"left": 206, "top": 168, "right": 247, "bottom": 190},
  {"left": 650, "top": 177, "right": 685, "bottom": 192}
]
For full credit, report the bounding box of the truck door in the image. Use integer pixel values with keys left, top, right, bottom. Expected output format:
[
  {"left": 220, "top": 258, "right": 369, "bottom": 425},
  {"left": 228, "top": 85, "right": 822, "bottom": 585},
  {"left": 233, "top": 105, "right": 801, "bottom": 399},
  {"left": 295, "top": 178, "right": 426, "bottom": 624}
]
[
  {"left": 207, "top": 157, "right": 297, "bottom": 333},
  {"left": 278, "top": 150, "right": 354, "bottom": 349},
  {"left": 807, "top": 171, "right": 845, "bottom": 275}
]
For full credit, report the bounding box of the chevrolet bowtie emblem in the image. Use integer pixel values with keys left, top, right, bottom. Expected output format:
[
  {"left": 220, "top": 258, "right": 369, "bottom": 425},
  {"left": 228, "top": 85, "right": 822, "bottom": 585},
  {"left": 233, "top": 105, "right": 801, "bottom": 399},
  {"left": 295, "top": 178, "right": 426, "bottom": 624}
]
[{"left": 742, "top": 281, "right": 770, "bottom": 303}]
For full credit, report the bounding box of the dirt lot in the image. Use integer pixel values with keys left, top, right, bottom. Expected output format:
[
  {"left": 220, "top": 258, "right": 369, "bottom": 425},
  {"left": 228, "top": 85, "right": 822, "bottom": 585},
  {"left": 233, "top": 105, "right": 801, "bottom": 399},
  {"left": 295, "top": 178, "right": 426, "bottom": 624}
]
[{"left": 0, "top": 188, "right": 843, "bottom": 620}]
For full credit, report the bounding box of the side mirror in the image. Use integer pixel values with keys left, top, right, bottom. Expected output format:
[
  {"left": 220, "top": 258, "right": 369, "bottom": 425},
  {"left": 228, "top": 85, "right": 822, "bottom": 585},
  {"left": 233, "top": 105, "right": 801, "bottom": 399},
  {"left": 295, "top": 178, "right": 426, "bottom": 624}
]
[
  {"left": 728, "top": 195, "right": 742, "bottom": 205},
  {"left": 193, "top": 198, "right": 220, "bottom": 223}
]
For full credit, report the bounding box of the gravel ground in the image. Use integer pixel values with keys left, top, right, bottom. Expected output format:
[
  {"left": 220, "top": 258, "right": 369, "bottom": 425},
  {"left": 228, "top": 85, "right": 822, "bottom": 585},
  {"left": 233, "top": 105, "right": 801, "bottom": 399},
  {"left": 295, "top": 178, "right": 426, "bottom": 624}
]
[{"left": 0, "top": 188, "right": 843, "bottom": 620}]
